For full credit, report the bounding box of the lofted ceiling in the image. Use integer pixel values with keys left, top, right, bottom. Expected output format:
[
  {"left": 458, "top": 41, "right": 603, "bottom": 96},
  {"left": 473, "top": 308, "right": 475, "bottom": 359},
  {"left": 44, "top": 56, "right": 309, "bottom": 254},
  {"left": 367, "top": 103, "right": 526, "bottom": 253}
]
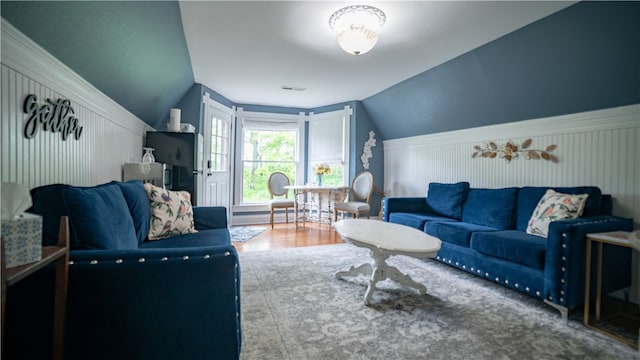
[
  {"left": 181, "top": 1, "right": 573, "bottom": 108},
  {"left": 1, "top": 1, "right": 574, "bottom": 129}
]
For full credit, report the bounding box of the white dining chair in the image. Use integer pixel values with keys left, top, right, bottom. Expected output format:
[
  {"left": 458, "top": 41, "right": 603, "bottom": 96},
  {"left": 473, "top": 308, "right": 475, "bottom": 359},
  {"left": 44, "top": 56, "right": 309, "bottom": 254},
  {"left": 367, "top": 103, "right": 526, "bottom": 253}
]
[
  {"left": 267, "top": 172, "right": 295, "bottom": 228},
  {"left": 334, "top": 171, "right": 374, "bottom": 222}
]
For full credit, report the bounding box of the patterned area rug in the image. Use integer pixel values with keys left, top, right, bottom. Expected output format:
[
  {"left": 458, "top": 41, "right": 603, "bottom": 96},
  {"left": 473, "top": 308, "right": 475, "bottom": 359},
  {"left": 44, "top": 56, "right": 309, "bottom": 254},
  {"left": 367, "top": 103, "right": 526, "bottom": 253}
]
[
  {"left": 239, "top": 244, "right": 637, "bottom": 360},
  {"left": 229, "top": 226, "right": 267, "bottom": 243}
]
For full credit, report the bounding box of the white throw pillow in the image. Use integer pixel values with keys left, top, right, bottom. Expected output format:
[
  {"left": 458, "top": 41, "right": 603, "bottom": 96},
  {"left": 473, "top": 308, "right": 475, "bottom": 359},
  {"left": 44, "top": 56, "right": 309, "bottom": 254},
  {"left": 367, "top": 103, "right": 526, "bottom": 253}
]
[
  {"left": 144, "top": 183, "right": 197, "bottom": 240},
  {"left": 526, "top": 189, "right": 588, "bottom": 238}
]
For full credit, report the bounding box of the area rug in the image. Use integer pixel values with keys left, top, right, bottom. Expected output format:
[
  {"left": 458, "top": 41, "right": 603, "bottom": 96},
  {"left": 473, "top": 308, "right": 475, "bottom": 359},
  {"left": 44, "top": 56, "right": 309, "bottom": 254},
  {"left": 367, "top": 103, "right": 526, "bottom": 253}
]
[
  {"left": 238, "top": 244, "right": 636, "bottom": 360},
  {"left": 229, "top": 226, "right": 267, "bottom": 242}
]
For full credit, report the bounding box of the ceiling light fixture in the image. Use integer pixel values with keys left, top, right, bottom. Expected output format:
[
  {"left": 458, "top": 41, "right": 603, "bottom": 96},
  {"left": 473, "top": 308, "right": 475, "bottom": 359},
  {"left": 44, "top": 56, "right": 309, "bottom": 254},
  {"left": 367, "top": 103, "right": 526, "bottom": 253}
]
[{"left": 329, "top": 5, "right": 386, "bottom": 56}]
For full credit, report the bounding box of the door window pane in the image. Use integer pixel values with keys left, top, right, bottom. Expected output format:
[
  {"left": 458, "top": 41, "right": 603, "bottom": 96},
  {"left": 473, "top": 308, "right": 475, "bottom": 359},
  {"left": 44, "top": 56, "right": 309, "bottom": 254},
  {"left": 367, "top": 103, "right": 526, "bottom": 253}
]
[{"left": 210, "top": 117, "right": 229, "bottom": 172}]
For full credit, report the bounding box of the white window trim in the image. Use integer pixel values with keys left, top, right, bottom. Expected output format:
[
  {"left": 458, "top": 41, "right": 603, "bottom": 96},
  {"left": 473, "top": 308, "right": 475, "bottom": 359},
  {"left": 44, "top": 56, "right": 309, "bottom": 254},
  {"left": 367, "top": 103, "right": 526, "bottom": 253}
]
[
  {"left": 307, "top": 105, "right": 352, "bottom": 185},
  {"left": 232, "top": 107, "right": 306, "bottom": 212}
]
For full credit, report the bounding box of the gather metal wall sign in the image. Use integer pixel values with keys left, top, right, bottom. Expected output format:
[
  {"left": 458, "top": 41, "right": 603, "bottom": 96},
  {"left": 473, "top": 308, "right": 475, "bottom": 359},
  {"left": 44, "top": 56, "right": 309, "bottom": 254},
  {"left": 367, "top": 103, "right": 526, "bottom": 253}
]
[{"left": 22, "top": 94, "right": 83, "bottom": 140}]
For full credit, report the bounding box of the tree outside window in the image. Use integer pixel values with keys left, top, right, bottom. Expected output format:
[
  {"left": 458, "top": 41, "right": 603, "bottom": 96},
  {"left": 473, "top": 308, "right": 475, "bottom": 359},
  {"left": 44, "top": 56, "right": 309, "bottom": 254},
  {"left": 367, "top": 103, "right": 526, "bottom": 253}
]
[{"left": 242, "top": 129, "right": 296, "bottom": 202}]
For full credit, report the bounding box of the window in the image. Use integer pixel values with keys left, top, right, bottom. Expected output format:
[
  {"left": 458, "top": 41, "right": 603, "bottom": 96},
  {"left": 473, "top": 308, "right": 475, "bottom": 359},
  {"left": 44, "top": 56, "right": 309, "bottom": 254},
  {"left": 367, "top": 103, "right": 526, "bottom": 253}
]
[
  {"left": 308, "top": 107, "right": 351, "bottom": 186},
  {"left": 236, "top": 111, "right": 303, "bottom": 204},
  {"left": 209, "top": 117, "right": 229, "bottom": 172}
]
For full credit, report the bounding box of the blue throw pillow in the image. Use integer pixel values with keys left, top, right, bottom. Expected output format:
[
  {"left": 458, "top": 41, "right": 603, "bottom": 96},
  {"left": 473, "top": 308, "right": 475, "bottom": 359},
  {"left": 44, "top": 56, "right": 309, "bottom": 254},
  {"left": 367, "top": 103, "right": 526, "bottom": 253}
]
[
  {"left": 115, "top": 180, "right": 151, "bottom": 245},
  {"left": 461, "top": 188, "right": 518, "bottom": 230},
  {"left": 63, "top": 183, "right": 138, "bottom": 250},
  {"left": 29, "top": 184, "right": 71, "bottom": 246},
  {"left": 426, "top": 182, "right": 470, "bottom": 219}
]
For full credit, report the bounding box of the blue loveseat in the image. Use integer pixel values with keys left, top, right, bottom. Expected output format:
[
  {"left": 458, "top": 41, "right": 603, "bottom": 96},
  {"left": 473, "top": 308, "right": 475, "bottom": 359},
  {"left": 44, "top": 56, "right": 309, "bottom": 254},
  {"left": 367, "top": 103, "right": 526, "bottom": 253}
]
[
  {"left": 4, "top": 180, "right": 241, "bottom": 360},
  {"left": 383, "top": 182, "right": 634, "bottom": 320}
]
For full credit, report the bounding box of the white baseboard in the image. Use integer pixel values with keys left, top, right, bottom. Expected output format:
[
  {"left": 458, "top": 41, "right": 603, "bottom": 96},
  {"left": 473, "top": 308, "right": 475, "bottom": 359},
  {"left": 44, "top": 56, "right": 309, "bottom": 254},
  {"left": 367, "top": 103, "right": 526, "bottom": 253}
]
[{"left": 230, "top": 212, "right": 293, "bottom": 227}]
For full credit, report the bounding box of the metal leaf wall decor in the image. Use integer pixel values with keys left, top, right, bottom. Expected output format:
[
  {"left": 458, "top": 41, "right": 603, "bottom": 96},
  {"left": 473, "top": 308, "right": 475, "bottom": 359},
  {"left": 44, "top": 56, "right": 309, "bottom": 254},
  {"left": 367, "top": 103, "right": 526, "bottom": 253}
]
[{"left": 472, "top": 138, "right": 558, "bottom": 163}]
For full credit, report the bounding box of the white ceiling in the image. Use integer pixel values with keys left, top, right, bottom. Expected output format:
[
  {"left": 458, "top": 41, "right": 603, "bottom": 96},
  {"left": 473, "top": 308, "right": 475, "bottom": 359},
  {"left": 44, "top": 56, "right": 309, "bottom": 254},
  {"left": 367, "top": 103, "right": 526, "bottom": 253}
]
[{"left": 180, "top": 1, "right": 574, "bottom": 109}]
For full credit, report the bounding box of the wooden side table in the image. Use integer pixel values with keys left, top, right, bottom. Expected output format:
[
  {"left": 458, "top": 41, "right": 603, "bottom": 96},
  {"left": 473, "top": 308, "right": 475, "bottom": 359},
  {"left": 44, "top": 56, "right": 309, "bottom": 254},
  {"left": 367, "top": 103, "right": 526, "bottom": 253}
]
[
  {"left": 583, "top": 231, "right": 638, "bottom": 348},
  {"left": 2, "top": 216, "right": 70, "bottom": 360}
]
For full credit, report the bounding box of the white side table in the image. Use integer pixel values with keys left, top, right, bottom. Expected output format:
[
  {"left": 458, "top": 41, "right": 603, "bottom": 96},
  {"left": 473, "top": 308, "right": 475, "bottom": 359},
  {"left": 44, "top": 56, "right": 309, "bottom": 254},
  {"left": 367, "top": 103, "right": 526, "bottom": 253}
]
[{"left": 584, "top": 231, "right": 638, "bottom": 349}]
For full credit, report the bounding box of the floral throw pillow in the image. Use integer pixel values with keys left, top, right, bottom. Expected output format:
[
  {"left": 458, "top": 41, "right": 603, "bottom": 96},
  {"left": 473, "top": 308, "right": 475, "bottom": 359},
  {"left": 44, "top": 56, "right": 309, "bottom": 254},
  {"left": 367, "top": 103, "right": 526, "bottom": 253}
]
[
  {"left": 526, "top": 189, "right": 588, "bottom": 238},
  {"left": 144, "top": 183, "right": 197, "bottom": 240}
]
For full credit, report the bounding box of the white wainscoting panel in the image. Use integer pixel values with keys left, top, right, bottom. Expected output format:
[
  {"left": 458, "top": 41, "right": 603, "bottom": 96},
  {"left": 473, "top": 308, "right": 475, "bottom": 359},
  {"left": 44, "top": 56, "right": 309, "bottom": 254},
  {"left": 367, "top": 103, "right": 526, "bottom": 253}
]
[
  {"left": 384, "top": 104, "right": 640, "bottom": 226},
  {"left": 1, "top": 19, "right": 152, "bottom": 189}
]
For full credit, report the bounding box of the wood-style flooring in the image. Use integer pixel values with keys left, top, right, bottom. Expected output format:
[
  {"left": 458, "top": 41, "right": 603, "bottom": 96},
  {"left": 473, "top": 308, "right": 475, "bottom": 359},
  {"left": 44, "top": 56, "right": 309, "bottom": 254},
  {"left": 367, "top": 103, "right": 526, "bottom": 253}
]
[{"left": 231, "top": 222, "right": 343, "bottom": 252}]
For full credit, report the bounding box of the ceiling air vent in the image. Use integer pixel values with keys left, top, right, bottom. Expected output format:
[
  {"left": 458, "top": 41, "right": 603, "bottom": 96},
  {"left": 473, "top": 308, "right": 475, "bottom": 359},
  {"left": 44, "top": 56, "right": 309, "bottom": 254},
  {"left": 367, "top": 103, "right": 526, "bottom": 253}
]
[{"left": 281, "top": 85, "right": 306, "bottom": 92}]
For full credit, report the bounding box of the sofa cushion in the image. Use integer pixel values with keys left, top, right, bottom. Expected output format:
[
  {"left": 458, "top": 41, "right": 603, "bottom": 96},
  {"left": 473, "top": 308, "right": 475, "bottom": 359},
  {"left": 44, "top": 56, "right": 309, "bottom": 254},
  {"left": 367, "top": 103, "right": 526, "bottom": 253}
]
[
  {"left": 389, "top": 212, "right": 457, "bottom": 231},
  {"left": 139, "top": 228, "right": 230, "bottom": 249},
  {"left": 425, "top": 221, "right": 498, "bottom": 248},
  {"left": 63, "top": 183, "right": 138, "bottom": 250},
  {"left": 470, "top": 230, "right": 547, "bottom": 270},
  {"left": 144, "top": 183, "right": 197, "bottom": 240},
  {"left": 115, "top": 180, "right": 151, "bottom": 245},
  {"left": 425, "top": 182, "right": 470, "bottom": 220},
  {"left": 526, "top": 189, "right": 588, "bottom": 238},
  {"left": 29, "top": 184, "right": 70, "bottom": 246},
  {"left": 515, "top": 186, "right": 602, "bottom": 231},
  {"left": 461, "top": 188, "right": 518, "bottom": 230}
]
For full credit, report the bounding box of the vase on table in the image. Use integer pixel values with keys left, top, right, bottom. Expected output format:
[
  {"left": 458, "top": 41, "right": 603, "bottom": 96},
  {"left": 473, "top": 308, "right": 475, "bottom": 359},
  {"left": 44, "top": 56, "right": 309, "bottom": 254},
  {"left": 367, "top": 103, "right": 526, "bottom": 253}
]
[{"left": 317, "top": 174, "right": 323, "bottom": 186}]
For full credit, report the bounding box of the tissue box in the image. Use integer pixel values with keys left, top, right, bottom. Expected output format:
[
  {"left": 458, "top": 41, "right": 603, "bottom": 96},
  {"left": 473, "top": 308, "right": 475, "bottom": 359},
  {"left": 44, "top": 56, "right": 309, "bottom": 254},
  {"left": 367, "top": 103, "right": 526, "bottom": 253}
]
[{"left": 1, "top": 213, "right": 42, "bottom": 268}]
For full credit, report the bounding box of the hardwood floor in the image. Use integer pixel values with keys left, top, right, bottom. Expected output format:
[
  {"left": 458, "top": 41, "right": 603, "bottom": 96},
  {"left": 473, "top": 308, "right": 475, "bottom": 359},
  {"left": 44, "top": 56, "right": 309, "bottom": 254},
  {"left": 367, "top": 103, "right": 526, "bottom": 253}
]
[{"left": 231, "top": 222, "right": 344, "bottom": 252}]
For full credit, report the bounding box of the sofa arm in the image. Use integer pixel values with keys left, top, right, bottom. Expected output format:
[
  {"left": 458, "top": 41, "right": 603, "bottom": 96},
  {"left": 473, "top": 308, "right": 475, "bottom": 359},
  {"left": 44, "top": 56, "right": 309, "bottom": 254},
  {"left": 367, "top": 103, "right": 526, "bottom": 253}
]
[
  {"left": 544, "top": 215, "right": 634, "bottom": 308},
  {"left": 382, "top": 197, "right": 427, "bottom": 222},
  {"left": 65, "top": 245, "right": 241, "bottom": 359},
  {"left": 193, "top": 206, "right": 228, "bottom": 230}
]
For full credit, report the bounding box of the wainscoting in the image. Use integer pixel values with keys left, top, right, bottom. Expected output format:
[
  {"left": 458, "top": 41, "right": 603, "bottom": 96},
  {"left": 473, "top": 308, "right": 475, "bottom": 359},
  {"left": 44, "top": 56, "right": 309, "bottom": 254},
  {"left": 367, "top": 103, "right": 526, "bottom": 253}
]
[
  {"left": 383, "top": 104, "right": 640, "bottom": 226},
  {"left": 1, "top": 19, "right": 152, "bottom": 188}
]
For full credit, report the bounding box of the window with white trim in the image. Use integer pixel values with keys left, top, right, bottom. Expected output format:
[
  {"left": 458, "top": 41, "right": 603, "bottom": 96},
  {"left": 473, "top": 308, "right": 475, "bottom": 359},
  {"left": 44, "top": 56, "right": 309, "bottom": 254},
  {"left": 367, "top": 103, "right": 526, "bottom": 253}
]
[
  {"left": 235, "top": 110, "right": 303, "bottom": 204},
  {"left": 308, "top": 106, "right": 351, "bottom": 186}
]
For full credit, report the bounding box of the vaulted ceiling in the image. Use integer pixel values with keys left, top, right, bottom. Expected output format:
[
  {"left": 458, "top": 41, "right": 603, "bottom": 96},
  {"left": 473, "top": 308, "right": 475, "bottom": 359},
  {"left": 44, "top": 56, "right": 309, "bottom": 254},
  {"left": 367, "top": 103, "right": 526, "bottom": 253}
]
[{"left": 1, "top": 1, "right": 574, "bottom": 132}]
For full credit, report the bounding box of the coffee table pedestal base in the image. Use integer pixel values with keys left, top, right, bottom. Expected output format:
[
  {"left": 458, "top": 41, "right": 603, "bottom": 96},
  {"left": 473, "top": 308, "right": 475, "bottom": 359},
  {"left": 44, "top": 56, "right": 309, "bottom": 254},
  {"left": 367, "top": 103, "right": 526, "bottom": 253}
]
[{"left": 336, "top": 249, "right": 427, "bottom": 305}]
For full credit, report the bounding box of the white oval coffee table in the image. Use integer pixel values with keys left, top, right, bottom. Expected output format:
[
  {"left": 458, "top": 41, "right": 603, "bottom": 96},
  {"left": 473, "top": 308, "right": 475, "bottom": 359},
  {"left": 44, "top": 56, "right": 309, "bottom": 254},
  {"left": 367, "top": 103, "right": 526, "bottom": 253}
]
[{"left": 333, "top": 219, "right": 442, "bottom": 305}]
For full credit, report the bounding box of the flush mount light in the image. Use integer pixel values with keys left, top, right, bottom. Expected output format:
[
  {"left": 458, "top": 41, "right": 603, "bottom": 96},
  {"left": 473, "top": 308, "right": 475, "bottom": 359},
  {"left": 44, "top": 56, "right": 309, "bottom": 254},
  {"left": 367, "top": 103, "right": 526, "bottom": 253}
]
[{"left": 329, "top": 5, "right": 386, "bottom": 56}]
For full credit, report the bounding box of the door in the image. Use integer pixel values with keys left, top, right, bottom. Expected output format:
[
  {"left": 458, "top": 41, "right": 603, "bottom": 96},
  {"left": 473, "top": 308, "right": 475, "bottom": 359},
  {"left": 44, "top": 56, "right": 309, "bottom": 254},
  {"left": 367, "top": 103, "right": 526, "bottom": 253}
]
[{"left": 202, "top": 93, "right": 233, "bottom": 211}]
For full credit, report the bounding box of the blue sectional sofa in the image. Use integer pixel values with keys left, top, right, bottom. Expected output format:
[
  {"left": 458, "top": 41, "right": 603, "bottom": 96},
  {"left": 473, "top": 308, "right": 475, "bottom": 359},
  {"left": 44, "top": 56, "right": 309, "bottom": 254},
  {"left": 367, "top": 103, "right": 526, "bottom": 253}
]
[
  {"left": 4, "top": 180, "right": 241, "bottom": 360},
  {"left": 383, "top": 182, "right": 634, "bottom": 320}
]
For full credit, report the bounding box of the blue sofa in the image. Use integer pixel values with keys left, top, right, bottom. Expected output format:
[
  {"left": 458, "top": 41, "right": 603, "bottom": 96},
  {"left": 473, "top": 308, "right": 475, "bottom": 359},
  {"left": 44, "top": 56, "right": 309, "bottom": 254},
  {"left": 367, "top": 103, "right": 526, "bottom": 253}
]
[
  {"left": 383, "top": 182, "right": 634, "bottom": 320},
  {"left": 4, "top": 180, "right": 241, "bottom": 359}
]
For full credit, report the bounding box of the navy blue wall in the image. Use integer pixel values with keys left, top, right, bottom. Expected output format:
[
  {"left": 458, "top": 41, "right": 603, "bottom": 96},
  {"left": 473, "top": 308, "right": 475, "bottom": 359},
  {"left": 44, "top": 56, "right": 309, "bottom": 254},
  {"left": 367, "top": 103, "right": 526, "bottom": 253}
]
[
  {"left": 362, "top": 1, "right": 640, "bottom": 140},
  {"left": 175, "top": 84, "right": 202, "bottom": 131},
  {"left": 175, "top": 83, "right": 234, "bottom": 133},
  {"left": 2, "top": 1, "right": 194, "bottom": 129},
  {"left": 353, "top": 102, "right": 383, "bottom": 216}
]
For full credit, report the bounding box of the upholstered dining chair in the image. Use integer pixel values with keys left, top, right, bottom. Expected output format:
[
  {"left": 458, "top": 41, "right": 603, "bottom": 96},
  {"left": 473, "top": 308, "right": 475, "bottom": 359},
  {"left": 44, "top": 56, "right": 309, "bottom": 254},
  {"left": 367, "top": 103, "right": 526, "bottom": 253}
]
[
  {"left": 267, "top": 171, "right": 295, "bottom": 228},
  {"left": 334, "top": 171, "right": 374, "bottom": 222}
]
